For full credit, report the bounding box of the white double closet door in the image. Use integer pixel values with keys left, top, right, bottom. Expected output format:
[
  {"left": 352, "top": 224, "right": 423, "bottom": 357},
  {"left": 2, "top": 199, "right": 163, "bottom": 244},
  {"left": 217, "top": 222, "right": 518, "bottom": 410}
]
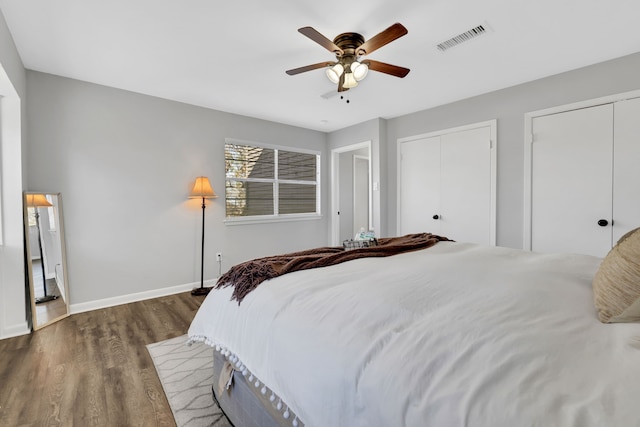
[
  {"left": 528, "top": 96, "right": 640, "bottom": 257},
  {"left": 399, "top": 121, "right": 496, "bottom": 245}
]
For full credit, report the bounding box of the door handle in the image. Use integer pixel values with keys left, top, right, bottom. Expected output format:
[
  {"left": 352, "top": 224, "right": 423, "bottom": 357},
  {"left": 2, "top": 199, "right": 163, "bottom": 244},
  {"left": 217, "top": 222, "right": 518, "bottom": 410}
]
[
  {"left": 433, "top": 215, "right": 440, "bottom": 220},
  {"left": 597, "top": 219, "right": 609, "bottom": 227}
]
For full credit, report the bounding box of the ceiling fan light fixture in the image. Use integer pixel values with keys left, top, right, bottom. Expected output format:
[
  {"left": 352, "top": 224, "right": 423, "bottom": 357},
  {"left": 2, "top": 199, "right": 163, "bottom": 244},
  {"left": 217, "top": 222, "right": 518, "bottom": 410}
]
[
  {"left": 343, "top": 72, "right": 358, "bottom": 89},
  {"left": 287, "top": 23, "right": 409, "bottom": 92},
  {"left": 326, "top": 63, "right": 344, "bottom": 84},
  {"left": 351, "top": 61, "right": 369, "bottom": 81}
]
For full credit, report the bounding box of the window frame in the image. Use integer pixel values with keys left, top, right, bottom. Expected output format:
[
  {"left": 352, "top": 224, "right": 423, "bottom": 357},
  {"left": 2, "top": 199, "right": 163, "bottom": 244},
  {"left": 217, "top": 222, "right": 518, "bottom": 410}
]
[{"left": 224, "top": 138, "right": 321, "bottom": 225}]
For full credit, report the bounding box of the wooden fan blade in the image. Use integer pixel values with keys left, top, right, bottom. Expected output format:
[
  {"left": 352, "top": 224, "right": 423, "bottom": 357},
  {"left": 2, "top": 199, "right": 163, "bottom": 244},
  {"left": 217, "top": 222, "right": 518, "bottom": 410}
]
[
  {"left": 286, "top": 61, "right": 335, "bottom": 76},
  {"left": 357, "top": 23, "right": 408, "bottom": 56},
  {"left": 298, "top": 27, "right": 344, "bottom": 55},
  {"left": 363, "top": 60, "right": 410, "bottom": 78}
]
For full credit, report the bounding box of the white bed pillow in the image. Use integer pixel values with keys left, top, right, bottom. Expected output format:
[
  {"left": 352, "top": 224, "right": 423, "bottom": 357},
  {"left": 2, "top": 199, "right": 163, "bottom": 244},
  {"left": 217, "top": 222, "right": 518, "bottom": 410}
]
[{"left": 592, "top": 227, "right": 640, "bottom": 323}]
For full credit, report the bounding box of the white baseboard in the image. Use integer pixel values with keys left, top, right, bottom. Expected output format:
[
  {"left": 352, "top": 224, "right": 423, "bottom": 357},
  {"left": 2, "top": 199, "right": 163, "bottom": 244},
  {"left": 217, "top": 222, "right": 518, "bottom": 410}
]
[
  {"left": 0, "top": 322, "right": 30, "bottom": 340},
  {"left": 70, "top": 278, "right": 218, "bottom": 315}
]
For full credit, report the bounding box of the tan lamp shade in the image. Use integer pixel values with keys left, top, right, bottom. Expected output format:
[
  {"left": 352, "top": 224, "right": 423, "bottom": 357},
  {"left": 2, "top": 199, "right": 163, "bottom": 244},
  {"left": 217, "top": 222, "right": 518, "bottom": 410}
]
[
  {"left": 25, "top": 194, "right": 53, "bottom": 207},
  {"left": 189, "top": 176, "right": 217, "bottom": 199}
]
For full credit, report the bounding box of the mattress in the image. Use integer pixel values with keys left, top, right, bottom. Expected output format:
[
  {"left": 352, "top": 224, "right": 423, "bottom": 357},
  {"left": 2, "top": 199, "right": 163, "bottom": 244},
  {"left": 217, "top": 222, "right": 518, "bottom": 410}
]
[{"left": 189, "top": 241, "right": 640, "bottom": 427}]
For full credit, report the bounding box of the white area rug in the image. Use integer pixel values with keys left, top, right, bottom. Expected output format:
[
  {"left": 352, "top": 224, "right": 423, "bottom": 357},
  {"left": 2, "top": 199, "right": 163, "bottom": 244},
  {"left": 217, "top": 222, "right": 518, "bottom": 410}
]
[{"left": 147, "top": 335, "right": 232, "bottom": 427}]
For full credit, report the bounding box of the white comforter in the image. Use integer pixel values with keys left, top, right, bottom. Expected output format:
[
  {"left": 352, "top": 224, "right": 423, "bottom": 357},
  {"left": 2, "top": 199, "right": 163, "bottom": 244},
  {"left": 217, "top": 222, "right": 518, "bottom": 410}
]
[{"left": 188, "top": 241, "right": 640, "bottom": 427}]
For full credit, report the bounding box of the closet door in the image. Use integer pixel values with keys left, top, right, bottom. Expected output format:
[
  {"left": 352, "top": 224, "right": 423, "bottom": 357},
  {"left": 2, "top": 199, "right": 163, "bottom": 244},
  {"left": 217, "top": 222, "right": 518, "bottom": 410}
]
[
  {"left": 440, "top": 126, "right": 492, "bottom": 245},
  {"left": 530, "top": 104, "right": 614, "bottom": 256},
  {"left": 399, "top": 121, "right": 495, "bottom": 245},
  {"left": 399, "top": 136, "right": 441, "bottom": 235},
  {"left": 613, "top": 97, "right": 640, "bottom": 242}
]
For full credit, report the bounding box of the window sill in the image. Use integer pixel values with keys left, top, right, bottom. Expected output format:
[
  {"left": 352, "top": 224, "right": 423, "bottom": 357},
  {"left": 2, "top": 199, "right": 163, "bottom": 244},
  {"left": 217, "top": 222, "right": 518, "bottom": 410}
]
[{"left": 224, "top": 213, "right": 322, "bottom": 226}]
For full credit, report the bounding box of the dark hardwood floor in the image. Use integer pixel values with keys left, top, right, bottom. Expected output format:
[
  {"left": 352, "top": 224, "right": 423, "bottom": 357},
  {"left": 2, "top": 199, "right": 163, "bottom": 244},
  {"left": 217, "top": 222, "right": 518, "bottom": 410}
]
[{"left": 0, "top": 292, "right": 206, "bottom": 426}]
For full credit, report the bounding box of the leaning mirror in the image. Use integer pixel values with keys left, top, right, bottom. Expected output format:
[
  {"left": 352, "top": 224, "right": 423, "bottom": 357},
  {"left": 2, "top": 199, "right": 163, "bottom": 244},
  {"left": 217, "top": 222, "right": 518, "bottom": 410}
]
[{"left": 23, "top": 192, "right": 70, "bottom": 330}]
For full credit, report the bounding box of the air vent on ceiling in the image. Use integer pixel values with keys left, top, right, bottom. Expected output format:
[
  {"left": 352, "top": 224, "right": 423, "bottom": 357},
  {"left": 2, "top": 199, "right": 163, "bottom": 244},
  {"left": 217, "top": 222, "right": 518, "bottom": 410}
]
[{"left": 437, "top": 24, "right": 489, "bottom": 52}]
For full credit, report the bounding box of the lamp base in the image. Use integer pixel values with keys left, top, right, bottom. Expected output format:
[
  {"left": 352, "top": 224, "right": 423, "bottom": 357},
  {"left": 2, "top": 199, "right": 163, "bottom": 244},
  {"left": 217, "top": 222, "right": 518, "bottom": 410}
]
[
  {"left": 191, "top": 286, "right": 213, "bottom": 296},
  {"left": 35, "top": 295, "right": 59, "bottom": 304}
]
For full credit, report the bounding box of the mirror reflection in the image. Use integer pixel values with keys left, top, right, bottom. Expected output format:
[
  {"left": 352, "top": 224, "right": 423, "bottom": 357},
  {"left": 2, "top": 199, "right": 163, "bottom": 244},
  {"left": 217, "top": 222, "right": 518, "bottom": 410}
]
[{"left": 24, "top": 192, "right": 70, "bottom": 330}]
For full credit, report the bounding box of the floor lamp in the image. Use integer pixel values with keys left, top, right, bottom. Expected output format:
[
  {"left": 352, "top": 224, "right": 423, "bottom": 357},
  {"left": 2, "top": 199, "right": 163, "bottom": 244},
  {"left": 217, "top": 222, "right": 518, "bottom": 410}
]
[
  {"left": 189, "top": 177, "right": 217, "bottom": 296},
  {"left": 26, "top": 194, "right": 58, "bottom": 304}
]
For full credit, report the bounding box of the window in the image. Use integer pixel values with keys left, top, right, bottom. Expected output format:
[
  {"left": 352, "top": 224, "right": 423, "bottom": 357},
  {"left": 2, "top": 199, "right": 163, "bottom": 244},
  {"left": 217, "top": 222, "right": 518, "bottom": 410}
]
[
  {"left": 46, "top": 195, "right": 56, "bottom": 232},
  {"left": 225, "top": 140, "right": 320, "bottom": 221},
  {"left": 27, "top": 202, "right": 55, "bottom": 232}
]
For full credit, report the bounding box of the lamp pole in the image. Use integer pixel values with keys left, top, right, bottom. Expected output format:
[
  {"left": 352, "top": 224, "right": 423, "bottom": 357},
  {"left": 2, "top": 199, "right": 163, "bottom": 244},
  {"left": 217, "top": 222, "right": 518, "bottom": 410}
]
[
  {"left": 34, "top": 208, "right": 58, "bottom": 303},
  {"left": 189, "top": 177, "right": 217, "bottom": 296},
  {"left": 197, "top": 196, "right": 206, "bottom": 291}
]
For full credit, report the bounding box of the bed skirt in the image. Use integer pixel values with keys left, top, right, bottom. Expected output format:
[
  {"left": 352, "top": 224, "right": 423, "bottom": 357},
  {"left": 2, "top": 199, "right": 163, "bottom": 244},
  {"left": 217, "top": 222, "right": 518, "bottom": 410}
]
[{"left": 211, "top": 350, "right": 304, "bottom": 427}]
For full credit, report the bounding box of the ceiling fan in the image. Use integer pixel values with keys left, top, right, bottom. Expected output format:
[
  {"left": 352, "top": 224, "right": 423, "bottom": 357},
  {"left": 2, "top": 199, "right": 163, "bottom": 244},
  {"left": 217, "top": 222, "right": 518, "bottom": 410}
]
[{"left": 286, "top": 23, "right": 410, "bottom": 92}]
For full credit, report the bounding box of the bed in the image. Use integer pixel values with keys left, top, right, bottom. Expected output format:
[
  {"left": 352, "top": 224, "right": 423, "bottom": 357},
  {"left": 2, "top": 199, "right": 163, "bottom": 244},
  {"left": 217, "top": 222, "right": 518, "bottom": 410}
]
[{"left": 188, "top": 233, "right": 640, "bottom": 427}]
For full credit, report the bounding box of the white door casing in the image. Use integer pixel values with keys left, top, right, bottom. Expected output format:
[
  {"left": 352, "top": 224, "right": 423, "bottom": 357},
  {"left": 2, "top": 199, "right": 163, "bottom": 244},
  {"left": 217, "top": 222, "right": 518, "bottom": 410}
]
[{"left": 330, "top": 141, "right": 372, "bottom": 246}]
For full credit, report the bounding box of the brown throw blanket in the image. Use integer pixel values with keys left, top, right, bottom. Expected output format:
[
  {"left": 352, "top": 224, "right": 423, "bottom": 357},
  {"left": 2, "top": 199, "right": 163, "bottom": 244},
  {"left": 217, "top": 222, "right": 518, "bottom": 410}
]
[{"left": 216, "top": 233, "right": 450, "bottom": 303}]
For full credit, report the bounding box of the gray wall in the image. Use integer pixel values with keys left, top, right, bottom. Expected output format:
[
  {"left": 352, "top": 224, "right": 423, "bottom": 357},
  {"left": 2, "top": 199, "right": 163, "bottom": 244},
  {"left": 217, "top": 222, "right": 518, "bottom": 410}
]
[
  {"left": 26, "top": 71, "right": 328, "bottom": 307},
  {"left": 385, "top": 52, "right": 640, "bottom": 249},
  {"left": 0, "top": 7, "right": 28, "bottom": 339}
]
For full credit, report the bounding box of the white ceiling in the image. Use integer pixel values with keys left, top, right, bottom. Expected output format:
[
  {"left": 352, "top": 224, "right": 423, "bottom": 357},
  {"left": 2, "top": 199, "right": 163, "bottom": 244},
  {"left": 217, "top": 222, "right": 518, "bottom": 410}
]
[{"left": 2, "top": 0, "right": 640, "bottom": 132}]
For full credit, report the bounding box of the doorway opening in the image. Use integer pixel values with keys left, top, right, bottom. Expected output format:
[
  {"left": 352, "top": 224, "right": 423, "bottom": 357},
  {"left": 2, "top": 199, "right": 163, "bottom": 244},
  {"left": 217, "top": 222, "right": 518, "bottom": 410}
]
[{"left": 330, "top": 141, "right": 372, "bottom": 246}]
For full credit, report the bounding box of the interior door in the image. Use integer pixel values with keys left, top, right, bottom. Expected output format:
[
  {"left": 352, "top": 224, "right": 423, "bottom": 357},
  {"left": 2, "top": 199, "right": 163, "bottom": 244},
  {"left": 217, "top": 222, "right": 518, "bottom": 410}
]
[
  {"left": 531, "top": 104, "right": 614, "bottom": 256},
  {"left": 353, "top": 156, "right": 369, "bottom": 234},
  {"left": 399, "top": 136, "right": 441, "bottom": 235},
  {"left": 440, "top": 126, "right": 492, "bottom": 244},
  {"left": 338, "top": 150, "right": 354, "bottom": 241},
  {"left": 613, "top": 97, "right": 640, "bottom": 243}
]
